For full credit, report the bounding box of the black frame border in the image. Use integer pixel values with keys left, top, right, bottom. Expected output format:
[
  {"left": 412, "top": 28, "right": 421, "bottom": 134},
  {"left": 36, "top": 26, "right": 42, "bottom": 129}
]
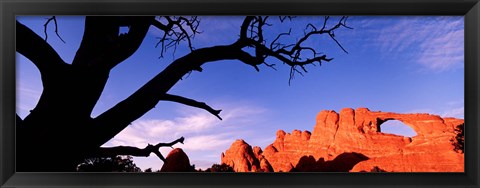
[{"left": 1, "top": 0, "right": 479, "bottom": 188}]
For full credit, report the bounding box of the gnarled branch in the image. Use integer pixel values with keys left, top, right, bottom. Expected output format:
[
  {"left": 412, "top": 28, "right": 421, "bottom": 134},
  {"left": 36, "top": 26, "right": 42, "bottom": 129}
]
[
  {"left": 94, "top": 137, "right": 185, "bottom": 162},
  {"left": 92, "top": 16, "right": 350, "bottom": 146},
  {"left": 236, "top": 16, "right": 351, "bottom": 85},
  {"left": 151, "top": 16, "right": 201, "bottom": 58}
]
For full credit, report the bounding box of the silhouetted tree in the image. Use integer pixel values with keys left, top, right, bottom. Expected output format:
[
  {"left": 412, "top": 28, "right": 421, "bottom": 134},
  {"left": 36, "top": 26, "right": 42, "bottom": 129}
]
[
  {"left": 16, "top": 16, "right": 350, "bottom": 171},
  {"left": 451, "top": 123, "right": 464, "bottom": 153},
  {"left": 76, "top": 155, "right": 141, "bottom": 172},
  {"left": 203, "top": 163, "right": 235, "bottom": 172}
]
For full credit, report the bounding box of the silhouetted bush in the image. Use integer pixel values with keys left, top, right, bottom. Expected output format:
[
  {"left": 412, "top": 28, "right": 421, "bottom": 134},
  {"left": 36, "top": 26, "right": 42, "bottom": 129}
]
[{"left": 76, "top": 155, "right": 141, "bottom": 172}]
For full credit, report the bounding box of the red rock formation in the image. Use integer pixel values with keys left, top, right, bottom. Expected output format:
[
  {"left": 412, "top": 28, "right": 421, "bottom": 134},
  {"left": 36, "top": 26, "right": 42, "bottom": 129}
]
[
  {"left": 221, "top": 139, "right": 261, "bottom": 172},
  {"left": 221, "top": 107, "right": 464, "bottom": 172},
  {"left": 160, "top": 148, "right": 193, "bottom": 172}
]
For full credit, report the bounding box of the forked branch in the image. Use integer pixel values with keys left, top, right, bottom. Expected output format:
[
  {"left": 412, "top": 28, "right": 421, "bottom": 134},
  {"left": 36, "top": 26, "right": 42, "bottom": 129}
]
[{"left": 43, "top": 16, "right": 66, "bottom": 43}]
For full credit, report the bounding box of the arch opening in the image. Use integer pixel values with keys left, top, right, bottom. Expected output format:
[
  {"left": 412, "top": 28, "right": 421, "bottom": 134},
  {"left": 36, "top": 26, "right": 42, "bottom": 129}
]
[{"left": 379, "top": 120, "right": 417, "bottom": 137}]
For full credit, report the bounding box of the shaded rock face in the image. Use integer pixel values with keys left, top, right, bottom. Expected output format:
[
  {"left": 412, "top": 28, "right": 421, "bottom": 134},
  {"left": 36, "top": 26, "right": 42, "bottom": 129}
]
[
  {"left": 221, "top": 108, "right": 464, "bottom": 172},
  {"left": 160, "top": 148, "right": 193, "bottom": 172}
]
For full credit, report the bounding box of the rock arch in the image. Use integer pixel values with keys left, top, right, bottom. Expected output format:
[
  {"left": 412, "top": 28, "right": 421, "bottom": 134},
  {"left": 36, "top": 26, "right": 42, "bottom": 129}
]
[{"left": 378, "top": 119, "right": 417, "bottom": 137}]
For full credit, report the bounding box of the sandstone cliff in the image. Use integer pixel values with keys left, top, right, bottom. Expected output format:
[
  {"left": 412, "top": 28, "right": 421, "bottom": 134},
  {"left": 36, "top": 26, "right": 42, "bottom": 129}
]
[{"left": 221, "top": 107, "right": 464, "bottom": 172}]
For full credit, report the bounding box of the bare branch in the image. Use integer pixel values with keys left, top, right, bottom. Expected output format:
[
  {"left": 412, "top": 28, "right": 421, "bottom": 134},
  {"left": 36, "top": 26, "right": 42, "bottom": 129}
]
[
  {"left": 94, "top": 137, "right": 185, "bottom": 162},
  {"left": 236, "top": 16, "right": 350, "bottom": 84},
  {"left": 152, "top": 16, "right": 201, "bottom": 58},
  {"left": 263, "top": 62, "right": 277, "bottom": 70},
  {"left": 270, "top": 28, "right": 291, "bottom": 50},
  {"left": 329, "top": 32, "right": 349, "bottom": 54},
  {"left": 279, "top": 16, "right": 295, "bottom": 22},
  {"left": 43, "top": 16, "right": 66, "bottom": 43},
  {"left": 161, "top": 94, "right": 222, "bottom": 120}
]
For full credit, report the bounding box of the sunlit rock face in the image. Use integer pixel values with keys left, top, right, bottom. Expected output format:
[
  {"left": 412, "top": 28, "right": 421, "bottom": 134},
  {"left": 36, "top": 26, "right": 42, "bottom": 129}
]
[
  {"left": 221, "top": 107, "right": 464, "bottom": 172},
  {"left": 220, "top": 139, "right": 263, "bottom": 172}
]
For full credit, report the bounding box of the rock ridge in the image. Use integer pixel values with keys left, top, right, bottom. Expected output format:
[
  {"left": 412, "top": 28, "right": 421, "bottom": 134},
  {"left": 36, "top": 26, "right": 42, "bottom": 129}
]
[{"left": 221, "top": 107, "right": 464, "bottom": 172}]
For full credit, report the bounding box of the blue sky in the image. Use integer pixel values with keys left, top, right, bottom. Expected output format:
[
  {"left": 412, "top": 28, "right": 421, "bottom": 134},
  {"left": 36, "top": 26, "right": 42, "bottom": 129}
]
[{"left": 16, "top": 16, "right": 464, "bottom": 170}]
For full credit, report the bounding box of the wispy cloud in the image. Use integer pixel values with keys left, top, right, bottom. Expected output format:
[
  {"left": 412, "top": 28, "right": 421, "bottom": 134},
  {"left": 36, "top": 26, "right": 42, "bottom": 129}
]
[
  {"left": 403, "top": 100, "right": 464, "bottom": 119},
  {"left": 354, "top": 16, "right": 464, "bottom": 72},
  {"left": 442, "top": 107, "right": 464, "bottom": 119},
  {"left": 102, "top": 101, "right": 268, "bottom": 170},
  {"left": 441, "top": 100, "right": 464, "bottom": 119}
]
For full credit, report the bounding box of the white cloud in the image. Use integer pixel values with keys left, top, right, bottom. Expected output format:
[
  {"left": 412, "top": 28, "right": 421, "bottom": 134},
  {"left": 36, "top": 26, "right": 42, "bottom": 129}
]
[
  {"left": 182, "top": 134, "right": 234, "bottom": 151},
  {"left": 176, "top": 114, "right": 218, "bottom": 132},
  {"left": 105, "top": 103, "right": 266, "bottom": 148}
]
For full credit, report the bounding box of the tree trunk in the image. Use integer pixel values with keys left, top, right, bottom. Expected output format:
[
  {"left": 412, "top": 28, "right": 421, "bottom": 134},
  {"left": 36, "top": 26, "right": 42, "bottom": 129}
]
[{"left": 17, "top": 65, "right": 109, "bottom": 172}]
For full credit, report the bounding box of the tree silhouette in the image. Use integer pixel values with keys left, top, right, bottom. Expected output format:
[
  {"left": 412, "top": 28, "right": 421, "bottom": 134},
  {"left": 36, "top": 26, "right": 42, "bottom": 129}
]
[
  {"left": 451, "top": 123, "right": 464, "bottom": 153},
  {"left": 203, "top": 163, "right": 235, "bottom": 172},
  {"left": 16, "top": 16, "right": 350, "bottom": 171}
]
